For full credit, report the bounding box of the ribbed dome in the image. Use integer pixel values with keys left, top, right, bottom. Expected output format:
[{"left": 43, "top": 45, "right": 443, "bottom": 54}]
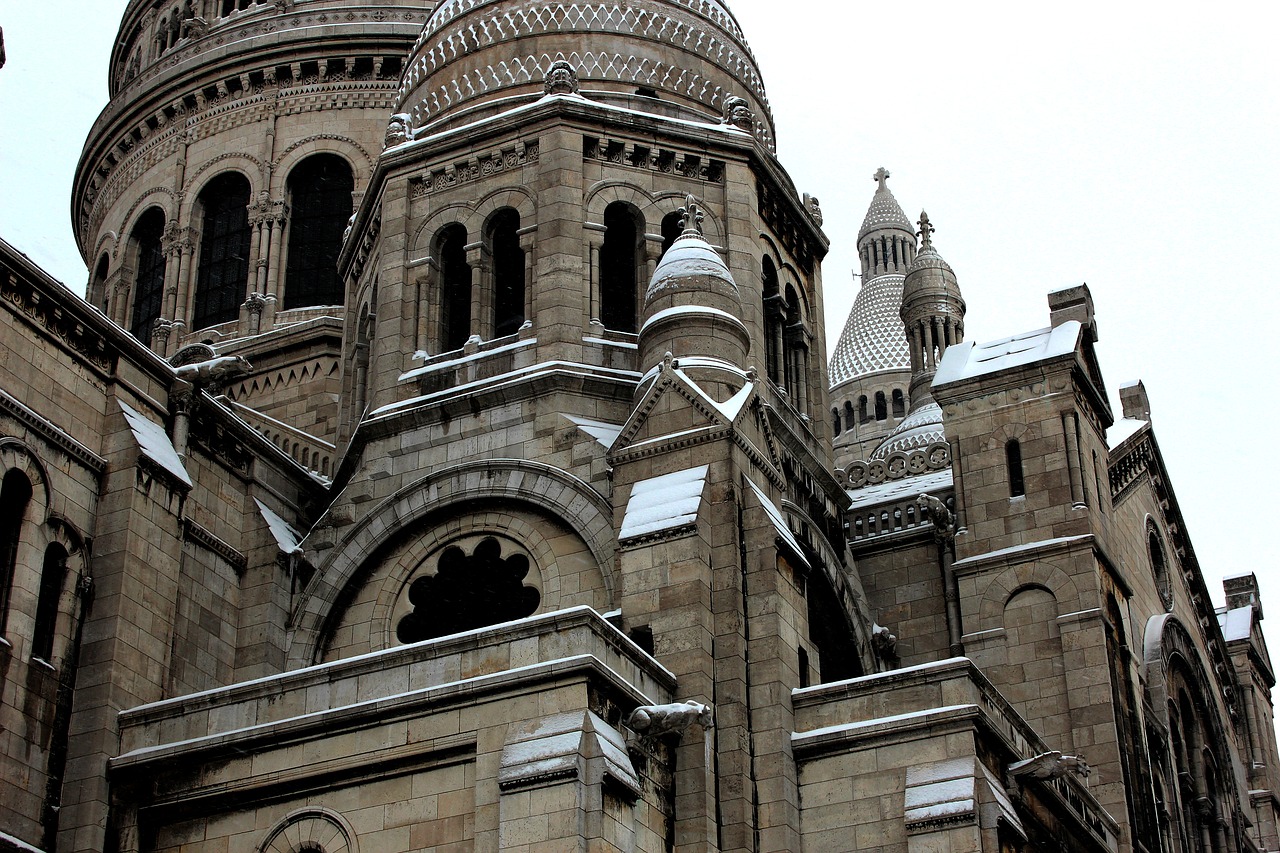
[
  {"left": 397, "top": 0, "right": 775, "bottom": 145},
  {"left": 828, "top": 275, "right": 910, "bottom": 386},
  {"left": 648, "top": 232, "right": 737, "bottom": 301},
  {"left": 870, "top": 401, "right": 946, "bottom": 459},
  {"left": 858, "top": 175, "right": 915, "bottom": 242}
]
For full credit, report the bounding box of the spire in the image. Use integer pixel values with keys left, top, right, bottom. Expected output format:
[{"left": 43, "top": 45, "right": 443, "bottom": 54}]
[
  {"left": 917, "top": 210, "right": 934, "bottom": 250},
  {"left": 857, "top": 168, "right": 916, "bottom": 279}
]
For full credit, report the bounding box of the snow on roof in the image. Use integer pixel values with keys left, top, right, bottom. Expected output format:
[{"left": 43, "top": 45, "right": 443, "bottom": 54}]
[
  {"left": 118, "top": 400, "right": 192, "bottom": 487},
  {"left": 620, "top": 465, "right": 709, "bottom": 540},
  {"left": 0, "top": 828, "right": 45, "bottom": 853},
  {"left": 254, "top": 499, "right": 302, "bottom": 556},
  {"left": 1217, "top": 605, "right": 1253, "bottom": 642},
  {"left": 638, "top": 304, "right": 746, "bottom": 335},
  {"left": 951, "top": 534, "right": 1092, "bottom": 569},
  {"left": 562, "top": 415, "right": 623, "bottom": 449},
  {"left": 745, "top": 479, "right": 808, "bottom": 568},
  {"left": 934, "top": 320, "right": 1081, "bottom": 386},
  {"left": 675, "top": 368, "right": 753, "bottom": 423},
  {"left": 1108, "top": 417, "right": 1149, "bottom": 449},
  {"left": 847, "top": 468, "right": 954, "bottom": 511}
]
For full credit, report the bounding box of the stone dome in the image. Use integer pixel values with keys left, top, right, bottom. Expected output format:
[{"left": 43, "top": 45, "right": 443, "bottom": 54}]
[
  {"left": 396, "top": 0, "right": 775, "bottom": 145},
  {"left": 858, "top": 177, "right": 915, "bottom": 242},
  {"left": 870, "top": 400, "right": 946, "bottom": 459},
  {"left": 829, "top": 274, "right": 910, "bottom": 387}
]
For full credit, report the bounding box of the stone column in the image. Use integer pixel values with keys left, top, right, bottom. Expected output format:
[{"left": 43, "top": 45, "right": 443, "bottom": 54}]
[
  {"left": 466, "top": 243, "right": 488, "bottom": 341},
  {"left": 1063, "top": 410, "right": 1086, "bottom": 508}
]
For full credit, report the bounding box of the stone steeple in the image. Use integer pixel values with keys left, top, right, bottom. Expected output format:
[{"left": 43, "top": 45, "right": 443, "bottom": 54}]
[{"left": 900, "top": 210, "right": 965, "bottom": 406}]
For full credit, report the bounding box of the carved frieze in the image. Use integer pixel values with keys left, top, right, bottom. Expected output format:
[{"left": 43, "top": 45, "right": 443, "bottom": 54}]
[
  {"left": 409, "top": 141, "right": 540, "bottom": 198},
  {"left": 583, "top": 137, "right": 724, "bottom": 184}
]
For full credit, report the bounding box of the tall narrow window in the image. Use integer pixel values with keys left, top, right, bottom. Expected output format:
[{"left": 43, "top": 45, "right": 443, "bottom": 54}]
[
  {"left": 284, "top": 154, "right": 354, "bottom": 309},
  {"left": 858, "top": 395, "right": 869, "bottom": 424},
  {"left": 438, "top": 224, "right": 471, "bottom": 351},
  {"left": 32, "top": 544, "right": 67, "bottom": 662},
  {"left": 92, "top": 253, "right": 111, "bottom": 313},
  {"left": 892, "top": 388, "right": 906, "bottom": 418},
  {"left": 659, "top": 211, "right": 683, "bottom": 259},
  {"left": 0, "top": 470, "right": 33, "bottom": 631},
  {"left": 1006, "top": 438, "right": 1025, "bottom": 497},
  {"left": 488, "top": 209, "right": 525, "bottom": 337},
  {"left": 874, "top": 391, "right": 887, "bottom": 421},
  {"left": 843, "top": 401, "right": 855, "bottom": 432},
  {"left": 762, "top": 257, "right": 782, "bottom": 385},
  {"left": 831, "top": 409, "right": 841, "bottom": 435},
  {"left": 130, "top": 208, "right": 167, "bottom": 343},
  {"left": 193, "top": 172, "right": 252, "bottom": 329},
  {"left": 600, "top": 202, "right": 640, "bottom": 332}
]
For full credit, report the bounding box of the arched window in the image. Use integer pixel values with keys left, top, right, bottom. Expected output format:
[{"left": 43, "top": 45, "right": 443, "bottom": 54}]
[
  {"left": 193, "top": 172, "right": 252, "bottom": 329},
  {"left": 892, "top": 388, "right": 906, "bottom": 418},
  {"left": 874, "top": 391, "right": 887, "bottom": 421},
  {"left": 130, "top": 208, "right": 167, "bottom": 343},
  {"left": 1006, "top": 438, "right": 1025, "bottom": 497},
  {"left": 92, "top": 252, "right": 111, "bottom": 313},
  {"left": 284, "top": 154, "right": 354, "bottom": 309},
  {"left": 0, "top": 470, "right": 33, "bottom": 631},
  {"left": 831, "top": 409, "right": 841, "bottom": 435},
  {"left": 858, "top": 395, "right": 869, "bottom": 424},
  {"left": 762, "top": 257, "right": 782, "bottom": 384},
  {"left": 600, "top": 202, "right": 641, "bottom": 332},
  {"left": 32, "top": 543, "right": 67, "bottom": 662},
  {"left": 437, "top": 224, "right": 471, "bottom": 351},
  {"left": 488, "top": 208, "right": 525, "bottom": 337},
  {"left": 660, "top": 210, "right": 684, "bottom": 259},
  {"left": 843, "top": 401, "right": 855, "bottom": 432},
  {"left": 1149, "top": 526, "right": 1172, "bottom": 610}
]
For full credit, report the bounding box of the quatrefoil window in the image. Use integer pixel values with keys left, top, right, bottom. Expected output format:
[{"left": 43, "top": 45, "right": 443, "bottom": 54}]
[{"left": 396, "top": 536, "right": 541, "bottom": 643}]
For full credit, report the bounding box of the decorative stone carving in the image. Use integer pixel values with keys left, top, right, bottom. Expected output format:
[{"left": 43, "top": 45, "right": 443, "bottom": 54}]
[
  {"left": 243, "top": 292, "right": 267, "bottom": 316},
  {"left": 1009, "top": 751, "right": 1091, "bottom": 782},
  {"left": 872, "top": 624, "right": 898, "bottom": 659},
  {"left": 917, "top": 492, "right": 955, "bottom": 542},
  {"left": 723, "top": 96, "right": 753, "bottom": 131},
  {"left": 174, "top": 355, "right": 253, "bottom": 394},
  {"left": 181, "top": 16, "right": 209, "bottom": 40},
  {"left": 803, "top": 193, "right": 823, "bottom": 226},
  {"left": 543, "top": 59, "right": 579, "bottom": 96},
  {"left": 384, "top": 113, "right": 412, "bottom": 149},
  {"left": 625, "top": 701, "right": 713, "bottom": 738}
]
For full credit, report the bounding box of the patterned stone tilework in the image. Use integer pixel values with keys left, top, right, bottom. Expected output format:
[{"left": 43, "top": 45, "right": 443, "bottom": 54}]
[
  {"left": 858, "top": 185, "right": 914, "bottom": 239},
  {"left": 399, "top": 0, "right": 775, "bottom": 149},
  {"left": 829, "top": 274, "right": 909, "bottom": 385}
]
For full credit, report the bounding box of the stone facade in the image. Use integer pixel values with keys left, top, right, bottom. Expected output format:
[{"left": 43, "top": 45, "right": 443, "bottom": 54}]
[{"left": 0, "top": 2, "right": 1276, "bottom": 853}]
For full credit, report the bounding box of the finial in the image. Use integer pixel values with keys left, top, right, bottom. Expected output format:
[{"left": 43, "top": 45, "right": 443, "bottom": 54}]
[
  {"left": 677, "top": 194, "right": 705, "bottom": 235},
  {"left": 874, "top": 167, "right": 890, "bottom": 190},
  {"left": 917, "top": 210, "right": 934, "bottom": 249}
]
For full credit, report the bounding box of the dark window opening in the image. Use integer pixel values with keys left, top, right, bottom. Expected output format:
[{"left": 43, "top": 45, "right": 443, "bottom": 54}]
[
  {"left": 193, "top": 172, "right": 252, "bottom": 329},
  {"left": 601, "top": 203, "right": 640, "bottom": 332},
  {"left": 93, "top": 252, "right": 111, "bottom": 312},
  {"left": 843, "top": 401, "right": 855, "bottom": 432},
  {"left": 629, "top": 625, "right": 655, "bottom": 657},
  {"left": 130, "top": 208, "right": 167, "bottom": 342},
  {"left": 1006, "top": 439, "right": 1025, "bottom": 497},
  {"left": 874, "top": 391, "right": 887, "bottom": 421},
  {"left": 806, "top": 568, "right": 863, "bottom": 683},
  {"left": 284, "top": 154, "right": 354, "bottom": 309},
  {"left": 798, "top": 646, "right": 810, "bottom": 689},
  {"left": 892, "top": 388, "right": 906, "bottom": 418},
  {"left": 488, "top": 209, "right": 525, "bottom": 337},
  {"left": 438, "top": 224, "right": 471, "bottom": 351},
  {"left": 660, "top": 211, "right": 684, "bottom": 259},
  {"left": 0, "top": 470, "right": 33, "bottom": 633},
  {"left": 32, "top": 544, "right": 67, "bottom": 662},
  {"left": 831, "top": 409, "right": 841, "bottom": 436},
  {"left": 858, "top": 395, "right": 869, "bottom": 424},
  {"left": 762, "top": 257, "right": 782, "bottom": 385},
  {"left": 396, "top": 537, "right": 540, "bottom": 643}
]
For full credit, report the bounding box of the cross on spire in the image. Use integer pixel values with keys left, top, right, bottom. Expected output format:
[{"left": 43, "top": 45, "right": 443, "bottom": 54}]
[
  {"left": 874, "top": 167, "right": 890, "bottom": 191},
  {"left": 918, "top": 210, "right": 934, "bottom": 248}
]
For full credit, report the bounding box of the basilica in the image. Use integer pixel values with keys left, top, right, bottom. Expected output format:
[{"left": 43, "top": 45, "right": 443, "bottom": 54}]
[{"left": 0, "top": 1, "right": 1276, "bottom": 852}]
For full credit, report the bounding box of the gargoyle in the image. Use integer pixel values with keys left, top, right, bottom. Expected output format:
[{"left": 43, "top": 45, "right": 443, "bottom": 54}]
[{"left": 626, "top": 701, "right": 713, "bottom": 738}]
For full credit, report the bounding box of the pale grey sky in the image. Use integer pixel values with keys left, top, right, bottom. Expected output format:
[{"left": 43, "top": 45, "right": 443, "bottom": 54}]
[{"left": 1, "top": 2, "right": 1277, "bottom": 623}]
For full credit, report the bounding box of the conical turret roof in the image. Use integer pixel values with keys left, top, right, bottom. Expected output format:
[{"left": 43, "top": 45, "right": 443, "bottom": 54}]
[
  {"left": 858, "top": 167, "right": 915, "bottom": 241},
  {"left": 828, "top": 275, "right": 910, "bottom": 386}
]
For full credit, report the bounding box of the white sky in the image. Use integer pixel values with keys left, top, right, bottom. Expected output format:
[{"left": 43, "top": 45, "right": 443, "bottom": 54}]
[{"left": 1, "top": 2, "right": 1278, "bottom": 627}]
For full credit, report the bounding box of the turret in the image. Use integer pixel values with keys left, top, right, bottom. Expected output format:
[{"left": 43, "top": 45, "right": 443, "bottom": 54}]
[
  {"left": 637, "top": 195, "right": 750, "bottom": 393},
  {"left": 900, "top": 211, "right": 965, "bottom": 406}
]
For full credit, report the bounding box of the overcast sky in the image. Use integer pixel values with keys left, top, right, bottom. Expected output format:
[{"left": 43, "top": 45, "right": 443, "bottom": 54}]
[{"left": 1, "top": 3, "right": 1278, "bottom": 625}]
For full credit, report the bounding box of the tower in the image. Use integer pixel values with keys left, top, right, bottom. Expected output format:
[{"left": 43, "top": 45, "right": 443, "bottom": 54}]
[{"left": 828, "top": 167, "right": 915, "bottom": 468}]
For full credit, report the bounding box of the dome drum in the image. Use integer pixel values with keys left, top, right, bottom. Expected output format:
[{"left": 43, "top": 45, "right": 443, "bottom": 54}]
[{"left": 397, "top": 0, "right": 775, "bottom": 146}]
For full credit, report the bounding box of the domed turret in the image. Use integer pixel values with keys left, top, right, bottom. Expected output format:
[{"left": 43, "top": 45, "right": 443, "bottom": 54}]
[
  {"left": 868, "top": 210, "right": 966, "bottom": 460},
  {"left": 637, "top": 194, "right": 749, "bottom": 377},
  {"left": 397, "top": 0, "right": 776, "bottom": 147}
]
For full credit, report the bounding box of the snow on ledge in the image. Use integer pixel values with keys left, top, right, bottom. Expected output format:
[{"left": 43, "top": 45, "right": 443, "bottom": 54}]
[
  {"left": 118, "top": 400, "right": 192, "bottom": 487},
  {"left": 620, "top": 465, "right": 709, "bottom": 540},
  {"left": 254, "top": 499, "right": 302, "bottom": 556}
]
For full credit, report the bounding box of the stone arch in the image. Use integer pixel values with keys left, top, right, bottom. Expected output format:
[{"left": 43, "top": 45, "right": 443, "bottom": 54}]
[
  {"left": 28, "top": 515, "right": 88, "bottom": 664},
  {"left": 1143, "top": 613, "right": 1234, "bottom": 739},
  {"left": 272, "top": 135, "right": 373, "bottom": 193},
  {"left": 977, "top": 561, "right": 1080, "bottom": 630},
  {"left": 984, "top": 421, "right": 1031, "bottom": 452},
  {"left": 409, "top": 203, "right": 479, "bottom": 258},
  {"left": 184, "top": 154, "right": 264, "bottom": 202},
  {"left": 92, "top": 231, "right": 119, "bottom": 265},
  {"left": 257, "top": 807, "right": 358, "bottom": 853},
  {"left": 0, "top": 438, "right": 52, "bottom": 517},
  {"left": 288, "top": 459, "right": 618, "bottom": 668},
  {"left": 585, "top": 182, "right": 724, "bottom": 249},
  {"left": 118, "top": 188, "right": 176, "bottom": 242},
  {"left": 473, "top": 185, "right": 537, "bottom": 227}
]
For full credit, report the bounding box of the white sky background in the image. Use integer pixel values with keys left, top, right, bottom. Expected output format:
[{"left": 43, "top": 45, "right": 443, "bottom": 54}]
[{"left": 0, "top": 2, "right": 1277, "bottom": 624}]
